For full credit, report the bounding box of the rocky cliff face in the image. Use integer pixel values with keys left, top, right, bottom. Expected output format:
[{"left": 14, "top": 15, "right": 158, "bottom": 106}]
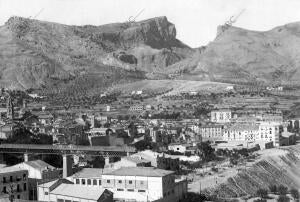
[
  {"left": 0, "top": 16, "right": 192, "bottom": 90},
  {"left": 169, "top": 22, "right": 300, "bottom": 85}
]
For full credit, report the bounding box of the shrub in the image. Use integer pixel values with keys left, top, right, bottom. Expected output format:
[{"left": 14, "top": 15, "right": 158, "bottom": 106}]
[
  {"left": 278, "top": 185, "right": 288, "bottom": 195},
  {"left": 257, "top": 188, "right": 268, "bottom": 199},
  {"left": 290, "top": 188, "right": 299, "bottom": 199},
  {"left": 277, "top": 195, "right": 290, "bottom": 202},
  {"left": 254, "top": 199, "right": 267, "bottom": 202},
  {"left": 269, "top": 185, "right": 278, "bottom": 193}
]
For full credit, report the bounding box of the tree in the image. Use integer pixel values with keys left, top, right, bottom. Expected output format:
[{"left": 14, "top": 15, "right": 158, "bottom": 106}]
[
  {"left": 278, "top": 185, "right": 288, "bottom": 195},
  {"left": 197, "top": 142, "right": 215, "bottom": 162},
  {"left": 290, "top": 188, "right": 299, "bottom": 200},
  {"left": 269, "top": 185, "right": 278, "bottom": 193},
  {"left": 256, "top": 188, "right": 268, "bottom": 199},
  {"left": 277, "top": 195, "right": 290, "bottom": 202},
  {"left": 180, "top": 193, "right": 208, "bottom": 202}
]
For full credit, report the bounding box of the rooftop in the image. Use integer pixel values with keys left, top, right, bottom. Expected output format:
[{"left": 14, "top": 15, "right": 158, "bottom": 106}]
[
  {"left": 105, "top": 167, "right": 174, "bottom": 177},
  {"left": 0, "top": 166, "right": 27, "bottom": 174},
  {"left": 51, "top": 184, "right": 109, "bottom": 200},
  {"left": 24, "top": 160, "right": 56, "bottom": 170},
  {"left": 122, "top": 156, "right": 151, "bottom": 164}
]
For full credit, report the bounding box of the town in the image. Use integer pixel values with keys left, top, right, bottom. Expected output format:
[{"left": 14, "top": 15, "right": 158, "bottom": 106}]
[{"left": 0, "top": 82, "right": 299, "bottom": 202}]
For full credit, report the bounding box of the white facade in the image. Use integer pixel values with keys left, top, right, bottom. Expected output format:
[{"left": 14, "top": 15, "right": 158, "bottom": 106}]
[
  {"left": 101, "top": 167, "right": 186, "bottom": 202},
  {"left": 168, "top": 144, "right": 188, "bottom": 154},
  {"left": 0, "top": 167, "right": 29, "bottom": 200},
  {"left": 223, "top": 122, "right": 281, "bottom": 147},
  {"left": 258, "top": 122, "right": 280, "bottom": 146},
  {"left": 211, "top": 110, "right": 232, "bottom": 123}
]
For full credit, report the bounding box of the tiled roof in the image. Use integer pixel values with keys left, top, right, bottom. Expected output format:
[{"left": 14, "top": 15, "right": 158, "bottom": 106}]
[
  {"left": 24, "top": 160, "right": 56, "bottom": 170},
  {"left": 122, "top": 156, "right": 151, "bottom": 164},
  {"left": 51, "top": 184, "right": 109, "bottom": 200},
  {"left": 105, "top": 167, "right": 174, "bottom": 177}
]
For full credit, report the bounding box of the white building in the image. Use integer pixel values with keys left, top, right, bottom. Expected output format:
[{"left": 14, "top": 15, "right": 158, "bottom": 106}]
[
  {"left": 211, "top": 110, "right": 232, "bottom": 123},
  {"left": 12, "top": 160, "right": 61, "bottom": 200},
  {"left": 101, "top": 167, "right": 187, "bottom": 202},
  {"left": 224, "top": 124, "right": 259, "bottom": 142},
  {"left": 0, "top": 167, "right": 29, "bottom": 200},
  {"left": 49, "top": 184, "right": 113, "bottom": 202},
  {"left": 37, "top": 178, "right": 73, "bottom": 202},
  {"left": 168, "top": 143, "right": 192, "bottom": 154},
  {"left": 258, "top": 122, "right": 280, "bottom": 147}
]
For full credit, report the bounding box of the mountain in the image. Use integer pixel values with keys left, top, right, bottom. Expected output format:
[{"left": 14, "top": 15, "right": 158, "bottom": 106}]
[
  {"left": 170, "top": 23, "right": 300, "bottom": 85},
  {"left": 0, "top": 16, "right": 193, "bottom": 90}
]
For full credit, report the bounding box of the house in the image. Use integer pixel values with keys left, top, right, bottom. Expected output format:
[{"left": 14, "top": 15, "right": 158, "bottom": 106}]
[
  {"left": 101, "top": 167, "right": 187, "bottom": 202},
  {"left": 199, "top": 124, "right": 224, "bottom": 142},
  {"left": 0, "top": 167, "right": 29, "bottom": 200},
  {"left": 0, "top": 123, "right": 14, "bottom": 139},
  {"left": 168, "top": 143, "right": 192, "bottom": 154},
  {"left": 210, "top": 109, "right": 232, "bottom": 123},
  {"left": 37, "top": 178, "right": 73, "bottom": 201},
  {"left": 49, "top": 184, "right": 113, "bottom": 202},
  {"left": 224, "top": 124, "right": 259, "bottom": 142},
  {"left": 157, "top": 155, "right": 180, "bottom": 171},
  {"left": 12, "top": 160, "right": 61, "bottom": 200}
]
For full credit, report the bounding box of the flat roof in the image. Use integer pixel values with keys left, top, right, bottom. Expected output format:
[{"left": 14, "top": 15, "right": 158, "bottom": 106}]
[
  {"left": 105, "top": 167, "right": 174, "bottom": 177},
  {"left": 51, "top": 184, "right": 108, "bottom": 200}
]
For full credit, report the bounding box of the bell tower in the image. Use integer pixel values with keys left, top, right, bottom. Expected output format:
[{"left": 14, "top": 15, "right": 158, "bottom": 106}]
[{"left": 6, "top": 95, "right": 14, "bottom": 120}]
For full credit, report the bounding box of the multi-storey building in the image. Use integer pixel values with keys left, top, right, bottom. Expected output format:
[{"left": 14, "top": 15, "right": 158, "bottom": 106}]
[
  {"left": 199, "top": 124, "right": 224, "bottom": 142},
  {"left": 101, "top": 167, "right": 187, "bottom": 202},
  {"left": 257, "top": 122, "right": 281, "bottom": 147},
  {"left": 224, "top": 124, "right": 259, "bottom": 142},
  {"left": 210, "top": 110, "right": 232, "bottom": 123},
  {"left": 0, "top": 167, "right": 29, "bottom": 200},
  {"left": 12, "top": 160, "right": 61, "bottom": 200}
]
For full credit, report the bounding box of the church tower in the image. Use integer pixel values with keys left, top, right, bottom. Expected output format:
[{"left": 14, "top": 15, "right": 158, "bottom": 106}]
[{"left": 6, "top": 96, "right": 14, "bottom": 120}]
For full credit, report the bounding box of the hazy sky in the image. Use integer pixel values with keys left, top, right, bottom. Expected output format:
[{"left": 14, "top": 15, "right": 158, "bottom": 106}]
[{"left": 1, "top": 0, "right": 300, "bottom": 47}]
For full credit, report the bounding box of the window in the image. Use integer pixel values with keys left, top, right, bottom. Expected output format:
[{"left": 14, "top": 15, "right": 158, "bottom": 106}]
[
  {"left": 44, "top": 192, "right": 48, "bottom": 195},
  {"left": 99, "top": 180, "right": 102, "bottom": 185},
  {"left": 87, "top": 179, "right": 91, "bottom": 185},
  {"left": 57, "top": 199, "right": 64, "bottom": 202},
  {"left": 22, "top": 174, "right": 26, "bottom": 180},
  {"left": 138, "top": 190, "right": 146, "bottom": 192},
  {"left": 10, "top": 176, "right": 13, "bottom": 182},
  {"left": 2, "top": 186, "right": 6, "bottom": 193},
  {"left": 172, "top": 189, "right": 174, "bottom": 193},
  {"left": 81, "top": 179, "right": 86, "bottom": 185},
  {"left": 93, "top": 179, "right": 97, "bottom": 185},
  {"left": 3, "top": 177, "right": 6, "bottom": 183},
  {"left": 140, "top": 181, "right": 144, "bottom": 185},
  {"left": 23, "top": 183, "right": 27, "bottom": 191},
  {"left": 117, "top": 189, "right": 124, "bottom": 191},
  {"left": 107, "top": 180, "right": 110, "bottom": 183},
  {"left": 17, "top": 184, "right": 20, "bottom": 192},
  {"left": 127, "top": 189, "right": 134, "bottom": 192},
  {"left": 129, "top": 180, "right": 132, "bottom": 184},
  {"left": 17, "top": 195, "right": 20, "bottom": 199},
  {"left": 65, "top": 200, "right": 71, "bottom": 202},
  {"left": 118, "top": 180, "right": 122, "bottom": 184},
  {"left": 75, "top": 179, "right": 80, "bottom": 184}
]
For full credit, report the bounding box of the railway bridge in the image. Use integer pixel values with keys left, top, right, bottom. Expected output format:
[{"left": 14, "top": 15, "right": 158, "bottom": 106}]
[{"left": 0, "top": 144, "right": 136, "bottom": 177}]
